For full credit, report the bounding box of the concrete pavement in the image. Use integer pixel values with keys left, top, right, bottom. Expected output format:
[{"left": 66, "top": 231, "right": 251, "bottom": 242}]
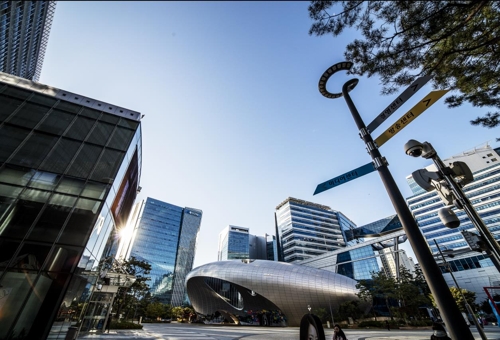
[{"left": 69, "top": 323, "right": 500, "bottom": 340}]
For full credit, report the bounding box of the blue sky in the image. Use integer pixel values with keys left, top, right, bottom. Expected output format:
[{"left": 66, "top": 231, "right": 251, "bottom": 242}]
[{"left": 40, "top": 1, "right": 500, "bottom": 268}]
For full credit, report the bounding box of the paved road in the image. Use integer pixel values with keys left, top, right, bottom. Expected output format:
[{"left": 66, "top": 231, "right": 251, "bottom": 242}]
[{"left": 73, "top": 323, "right": 500, "bottom": 340}]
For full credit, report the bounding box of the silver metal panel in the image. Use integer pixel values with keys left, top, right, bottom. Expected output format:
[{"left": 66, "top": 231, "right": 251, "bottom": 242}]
[{"left": 186, "top": 260, "right": 365, "bottom": 326}]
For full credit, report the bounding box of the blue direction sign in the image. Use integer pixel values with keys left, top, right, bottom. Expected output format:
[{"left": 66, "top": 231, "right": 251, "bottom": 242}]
[{"left": 314, "top": 162, "right": 376, "bottom": 195}]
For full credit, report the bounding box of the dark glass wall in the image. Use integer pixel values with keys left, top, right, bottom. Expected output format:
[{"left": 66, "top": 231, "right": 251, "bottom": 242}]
[{"left": 0, "top": 82, "right": 141, "bottom": 340}]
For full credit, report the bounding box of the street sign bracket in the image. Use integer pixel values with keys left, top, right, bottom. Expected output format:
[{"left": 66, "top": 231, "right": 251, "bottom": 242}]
[
  {"left": 359, "top": 127, "right": 369, "bottom": 138},
  {"left": 373, "top": 157, "right": 388, "bottom": 169},
  {"left": 366, "top": 141, "right": 377, "bottom": 152}
]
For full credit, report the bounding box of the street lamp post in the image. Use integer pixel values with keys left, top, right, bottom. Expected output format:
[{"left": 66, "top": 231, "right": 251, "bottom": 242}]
[
  {"left": 318, "top": 65, "right": 474, "bottom": 339},
  {"left": 433, "top": 240, "right": 487, "bottom": 340}
]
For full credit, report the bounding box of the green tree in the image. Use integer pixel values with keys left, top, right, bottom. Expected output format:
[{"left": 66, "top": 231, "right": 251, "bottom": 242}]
[
  {"left": 312, "top": 307, "right": 330, "bottom": 323},
  {"left": 394, "top": 268, "right": 432, "bottom": 322},
  {"left": 429, "top": 286, "right": 477, "bottom": 312},
  {"left": 146, "top": 302, "right": 166, "bottom": 320},
  {"left": 112, "top": 256, "right": 152, "bottom": 320},
  {"left": 356, "top": 271, "right": 397, "bottom": 320},
  {"left": 171, "top": 306, "right": 185, "bottom": 321},
  {"left": 308, "top": 1, "right": 500, "bottom": 127},
  {"left": 337, "top": 300, "right": 363, "bottom": 322}
]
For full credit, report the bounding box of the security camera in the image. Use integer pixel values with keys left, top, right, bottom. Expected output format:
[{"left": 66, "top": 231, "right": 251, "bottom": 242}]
[
  {"left": 404, "top": 140, "right": 436, "bottom": 159},
  {"left": 404, "top": 139, "right": 424, "bottom": 157},
  {"left": 438, "top": 206, "right": 460, "bottom": 229}
]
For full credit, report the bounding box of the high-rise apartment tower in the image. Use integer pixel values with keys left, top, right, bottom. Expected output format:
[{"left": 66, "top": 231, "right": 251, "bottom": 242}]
[
  {"left": 0, "top": 1, "right": 57, "bottom": 81},
  {"left": 275, "top": 197, "right": 356, "bottom": 263}
]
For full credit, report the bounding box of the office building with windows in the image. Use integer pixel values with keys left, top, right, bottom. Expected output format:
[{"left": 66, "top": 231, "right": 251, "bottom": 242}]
[
  {"left": 0, "top": 71, "right": 142, "bottom": 340},
  {"left": 406, "top": 143, "right": 500, "bottom": 301},
  {"left": 299, "top": 215, "right": 407, "bottom": 281},
  {"left": 275, "top": 197, "right": 356, "bottom": 263},
  {"left": 117, "top": 197, "right": 202, "bottom": 306},
  {"left": 217, "top": 226, "right": 271, "bottom": 261},
  {"left": 218, "top": 225, "right": 250, "bottom": 261},
  {"left": 379, "top": 248, "right": 415, "bottom": 278},
  {"left": 0, "top": 1, "right": 57, "bottom": 81}
]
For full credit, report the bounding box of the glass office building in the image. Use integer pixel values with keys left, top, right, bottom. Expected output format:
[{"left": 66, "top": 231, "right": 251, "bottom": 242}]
[
  {"left": 120, "top": 198, "right": 202, "bottom": 306},
  {"left": 406, "top": 144, "right": 500, "bottom": 301},
  {"left": 0, "top": 72, "right": 142, "bottom": 340},
  {"left": 217, "top": 226, "right": 269, "bottom": 261},
  {"left": 275, "top": 197, "right": 356, "bottom": 263},
  {"left": 298, "top": 214, "right": 410, "bottom": 280},
  {"left": 0, "top": 1, "right": 57, "bottom": 81},
  {"left": 218, "top": 225, "right": 250, "bottom": 260}
]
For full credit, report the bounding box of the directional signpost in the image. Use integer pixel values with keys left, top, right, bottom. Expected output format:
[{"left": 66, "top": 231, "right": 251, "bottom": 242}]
[
  {"left": 367, "top": 75, "right": 432, "bottom": 133},
  {"left": 374, "top": 89, "right": 450, "bottom": 147},
  {"left": 313, "top": 162, "right": 375, "bottom": 195},
  {"left": 314, "top": 61, "right": 474, "bottom": 340}
]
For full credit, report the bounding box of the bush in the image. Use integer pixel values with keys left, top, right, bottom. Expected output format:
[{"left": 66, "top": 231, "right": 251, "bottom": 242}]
[
  {"left": 358, "top": 320, "right": 383, "bottom": 328},
  {"left": 407, "top": 320, "right": 433, "bottom": 327},
  {"left": 110, "top": 321, "right": 143, "bottom": 329}
]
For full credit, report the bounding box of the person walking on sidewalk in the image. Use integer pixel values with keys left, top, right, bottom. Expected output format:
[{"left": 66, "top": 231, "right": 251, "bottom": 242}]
[
  {"left": 332, "top": 324, "right": 347, "bottom": 340},
  {"left": 104, "top": 314, "right": 112, "bottom": 333},
  {"left": 385, "top": 320, "right": 390, "bottom": 331}
]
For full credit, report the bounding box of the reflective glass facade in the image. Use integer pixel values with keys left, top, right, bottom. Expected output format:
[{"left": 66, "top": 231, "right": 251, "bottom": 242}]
[
  {"left": 0, "top": 72, "right": 142, "bottom": 340},
  {"left": 126, "top": 198, "right": 202, "bottom": 306},
  {"left": 0, "top": 1, "right": 56, "bottom": 81},
  {"left": 218, "top": 226, "right": 250, "bottom": 261},
  {"left": 337, "top": 245, "right": 379, "bottom": 280},
  {"left": 275, "top": 197, "right": 356, "bottom": 262}
]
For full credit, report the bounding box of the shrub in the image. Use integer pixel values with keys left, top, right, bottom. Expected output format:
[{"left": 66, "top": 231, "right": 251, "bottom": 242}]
[
  {"left": 357, "top": 320, "right": 383, "bottom": 328},
  {"left": 110, "top": 321, "right": 143, "bottom": 329}
]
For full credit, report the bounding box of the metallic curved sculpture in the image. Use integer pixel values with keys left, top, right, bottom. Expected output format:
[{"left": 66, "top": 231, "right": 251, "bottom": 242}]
[{"left": 186, "top": 260, "right": 363, "bottom": 326}]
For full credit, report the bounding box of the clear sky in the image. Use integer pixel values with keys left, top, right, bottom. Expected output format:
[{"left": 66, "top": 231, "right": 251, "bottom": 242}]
[{"left": 40, "top": 1, "right": 500, "bottom": 268}]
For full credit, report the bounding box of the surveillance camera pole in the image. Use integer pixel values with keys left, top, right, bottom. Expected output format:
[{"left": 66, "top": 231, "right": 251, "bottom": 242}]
[
  {"left": 337, "top": 79, "right": 473, "bottom": 339},
  {"left": 433, "top": 240, "right": 487, "bottom": 340},
  {"left": 427, "top": 144, "right": 500, "bottom": 273}
]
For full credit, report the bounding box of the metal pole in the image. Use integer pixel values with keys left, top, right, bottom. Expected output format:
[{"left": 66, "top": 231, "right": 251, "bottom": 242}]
[
  {"left": 431, "top": 153, "right": 500, "bottom": 273},
  {"left": 434, "top": 240, "right": 487, "bottom": 340},
  {"left": 341, "top": 79, "right": 474, "bottom": 340}
]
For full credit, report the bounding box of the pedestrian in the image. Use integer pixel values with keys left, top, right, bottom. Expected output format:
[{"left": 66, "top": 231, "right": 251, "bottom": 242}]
[
  {"left": 385, "top": 320, "right": 390, "bottom": 331},
  {"left": 332, "top": 324, "right": 347, "bottom": 340},
  {"left": 299, "top": 314, "right": 325, "bottom": 340},
  {"left": 430, "top": 322, "right": 451, "bottom": 340},
  {"left": 104, "top": 314, "right": 112, "bottom": 333}
]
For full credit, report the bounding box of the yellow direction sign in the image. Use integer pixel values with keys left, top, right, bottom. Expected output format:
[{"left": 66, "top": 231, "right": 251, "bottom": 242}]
[{"left": 374, "top": 90, "right": 449, "bottom": 147}]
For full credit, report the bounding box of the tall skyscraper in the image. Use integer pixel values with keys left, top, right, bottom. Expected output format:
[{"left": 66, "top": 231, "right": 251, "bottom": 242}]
[
  {"left": 0, "top": 1, "right": 57, "bottom": 81},
  {"left": 275, "top": 197, "right": 356, "bottom": 263},
  {"left": 118, "top": 197, "right": 202, "bottom": 306},
  {"left": 406, "top": 143, "right": 500, "bottom": 301},
  {"left": 0, "top": 71, "right": 142, "bottom": 340},
  {"left": 217, "top": 225, "right": 269, "bottom": 261}
]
